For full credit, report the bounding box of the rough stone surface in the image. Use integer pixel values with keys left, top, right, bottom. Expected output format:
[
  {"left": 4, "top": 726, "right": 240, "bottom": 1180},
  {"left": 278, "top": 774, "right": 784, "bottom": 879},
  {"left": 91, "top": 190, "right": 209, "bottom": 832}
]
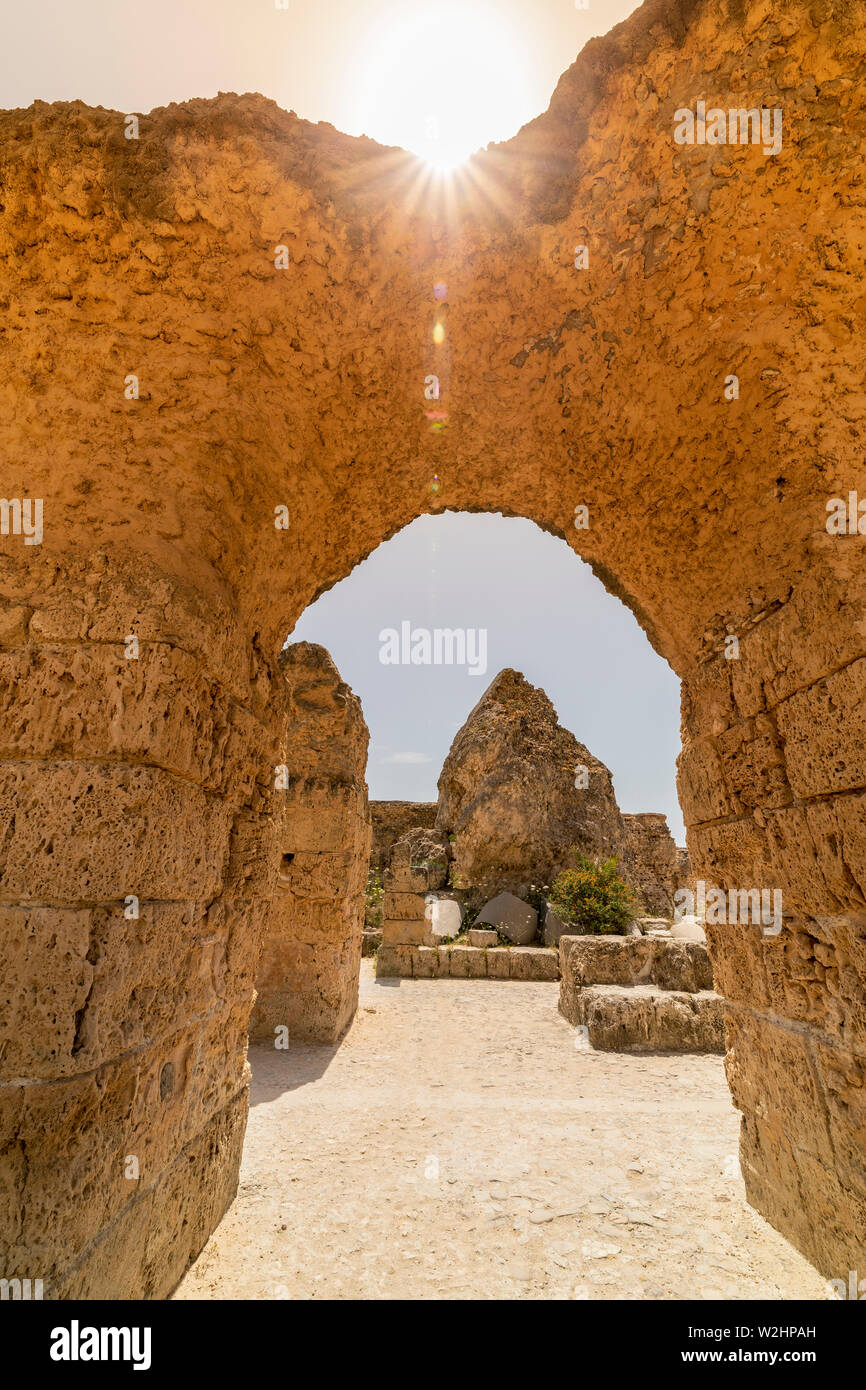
[
  {"left": 477, "top": 892, "right": 539, "bottom": 946},
  {"left": 468, "top": 928, "right": 498, "bottom": 948},
  {"left": 369, "top": 801, "right": 437, "bottom": 870},
  {"left": 376, "top": 944, "right": 560, "bottom": 981},
  {"left": 249, "top": 643, "right": 371, "bottom": 1045},
  {"left": 437, "top": 670, "right": 627, "bottom": 903},
  {"left": 2, "top": 0, "right": 865, "bottom": 1290},
  {"left": 437, "top": 670, "right": 685, "bottom": 916},
  {"left": 559, "top": 934, "right": 714, "bottom": 999},
  {"left": 543, "top": 903, "right": 569, "bottom": 947},
  {"left": 622, "top": 813, "right": 690, "bottom": 918},
  {"left": 559, "top": 935, "right": 721, "bottom": 1053},
  {"left": 389, "top": 826, "right": 451, "bottom": 874},
  {"left": 572, "top": 984, "right": 726, "bottom": 1054},
  {"left": 379, "top": 829, "right": 456, "bottom": 950}
]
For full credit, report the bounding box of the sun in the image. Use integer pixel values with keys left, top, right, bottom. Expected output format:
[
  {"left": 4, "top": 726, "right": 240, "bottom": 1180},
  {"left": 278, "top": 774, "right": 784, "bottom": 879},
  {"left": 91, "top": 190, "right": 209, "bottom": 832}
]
[{"left": 350, "top": 1, "right": 535, "bottom": 170}]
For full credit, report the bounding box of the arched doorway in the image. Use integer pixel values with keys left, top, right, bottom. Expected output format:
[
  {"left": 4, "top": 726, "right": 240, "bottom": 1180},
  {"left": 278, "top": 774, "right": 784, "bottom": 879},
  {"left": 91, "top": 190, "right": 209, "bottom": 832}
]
[{"left": 0, "top": 0, "right": 863, "bottom": 1294}]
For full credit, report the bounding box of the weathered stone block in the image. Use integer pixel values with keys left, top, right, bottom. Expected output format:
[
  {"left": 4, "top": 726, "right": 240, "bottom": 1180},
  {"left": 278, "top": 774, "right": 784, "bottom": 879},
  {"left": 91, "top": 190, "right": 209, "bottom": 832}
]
[
  {"left": 0, "top": 901, "right": 242, "bottom": 1080},
  {"left": 375, "top": 945, "right": 413, "bottom": 978},
  {"left": 468, "top": 927, "right": 498, "bottom": 947},
  {"left": 477, "top": 892, "right": 538, "bottom": 945},
  {"left": 448, "top": 946, "right": 473, "bottom": 978},
  {"left": 0, "top": 763, "right": 231, "bottom": 903},
  {"left": 412, "top": 945, "right": 439, "bottom": 978},
  {"left": 383, "top": 865, "right": 430, "bottom": 894},
  {"left": 253, "top": 643, "right": 370, "bottom": 1044},
  {"left": 570, "top": 984, "right": 725, "bottom": 1052},
  {"left": 542, "top": 904, "right": 568, "bottom": 946},
  {"left": 382, "top": 891, "right": 427, "bottom": 921},
  {"left": 435, "top": 947, "right": 452, "bottom": 978},
  {"left": 509, "top": 947, "right": 560, "bottom": 981},
  {"left": 559, "top": 934, "right": 711, "bottom": 996},
  {"left": 777, "top": 658, "right": 866, "bottom": 799},
  {"left": 381, "top": 919, "right": 426, "bottom": 946},
  {"left": 0, "top": 643, "right": 271, "bottom": 801},
  {"left": 369, "top": 801, "right": 437, "bottom": 871},
  {"left": 485, "top": 948, "right": 511, "bottom": 979}
]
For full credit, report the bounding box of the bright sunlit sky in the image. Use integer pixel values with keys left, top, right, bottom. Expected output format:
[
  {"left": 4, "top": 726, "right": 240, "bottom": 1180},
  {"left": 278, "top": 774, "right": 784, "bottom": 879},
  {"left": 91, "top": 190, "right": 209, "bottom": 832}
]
[
  {"left": 3, "top": 0, "right": 641, "bottom": 166},
  {"left": 291, "top": 516, "right": 684, "bottom": 843},
  {"left": 2, "top": 1, "right": 685, "bottom": 839}
]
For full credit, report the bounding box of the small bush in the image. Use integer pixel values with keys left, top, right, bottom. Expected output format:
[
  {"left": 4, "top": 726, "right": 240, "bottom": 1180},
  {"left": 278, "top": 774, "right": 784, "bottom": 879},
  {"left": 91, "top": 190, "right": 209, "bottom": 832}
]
[{"left": 547, "top": 854, "right": 636, "bottom": 935}]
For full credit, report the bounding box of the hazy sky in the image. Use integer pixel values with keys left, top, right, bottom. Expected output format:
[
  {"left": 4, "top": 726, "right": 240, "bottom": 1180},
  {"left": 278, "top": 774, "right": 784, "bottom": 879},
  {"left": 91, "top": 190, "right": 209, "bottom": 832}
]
[
  {"left": 290, "top": 515, "right": 685, "bottom": 844},
  {"left": 3, "top": 0, "right": 642, "bottom": 164},
  {"left": 3, "top": 2, "right": 683, "bottom": 837}
]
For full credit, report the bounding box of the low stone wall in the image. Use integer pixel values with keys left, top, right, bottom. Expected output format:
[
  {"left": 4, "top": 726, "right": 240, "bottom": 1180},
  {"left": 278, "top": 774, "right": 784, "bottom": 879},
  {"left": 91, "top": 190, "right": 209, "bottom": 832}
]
[
  {"left": 559, "top": 934, "right": 724, "bottom": 1052},
  {"left": 377, "top": 944, "right": 560, "bottom": 980},
  {"left": 369, "top": 801, "right": 437, "bottom": 870},
  {"left": 250, "top": 644, "right": 371, "bottom": 1044}
]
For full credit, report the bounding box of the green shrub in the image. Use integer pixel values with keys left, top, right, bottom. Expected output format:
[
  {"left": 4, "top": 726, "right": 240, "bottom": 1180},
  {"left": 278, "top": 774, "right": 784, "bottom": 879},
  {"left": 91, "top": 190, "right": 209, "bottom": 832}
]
[{"left": 547, "top": 854, "right": 636, "bottom": 935}]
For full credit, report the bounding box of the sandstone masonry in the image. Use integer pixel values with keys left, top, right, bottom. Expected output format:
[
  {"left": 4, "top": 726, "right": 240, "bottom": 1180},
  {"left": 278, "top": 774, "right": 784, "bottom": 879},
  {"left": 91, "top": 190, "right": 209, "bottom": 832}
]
[{"left": 250, "top": 643, "right": 371, "bottom": 1045}]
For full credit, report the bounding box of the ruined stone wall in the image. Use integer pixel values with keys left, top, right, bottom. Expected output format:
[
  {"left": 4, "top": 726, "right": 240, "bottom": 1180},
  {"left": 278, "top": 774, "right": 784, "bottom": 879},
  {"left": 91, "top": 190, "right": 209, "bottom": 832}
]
[
  {"left": 369, "top": 801, "right": 437, "bottom": 871},
  {"left": 1, "top": 0, "right": 864, "bottom": 1292},
  {"left": 250, "top": 643, "right": 370, "bottom": 1045},
  {"left": 0, "top": 552, "right": 283, "bottom": 1297},
  {"left": 621, "top": 812, "right": 687, "bottom": 916}
]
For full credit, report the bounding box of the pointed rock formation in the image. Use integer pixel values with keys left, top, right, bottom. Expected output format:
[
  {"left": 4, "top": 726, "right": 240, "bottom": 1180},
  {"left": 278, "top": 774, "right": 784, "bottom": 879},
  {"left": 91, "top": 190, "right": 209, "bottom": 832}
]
[{"left": 435, "top": 669, "right": 627, "bottom": 904}]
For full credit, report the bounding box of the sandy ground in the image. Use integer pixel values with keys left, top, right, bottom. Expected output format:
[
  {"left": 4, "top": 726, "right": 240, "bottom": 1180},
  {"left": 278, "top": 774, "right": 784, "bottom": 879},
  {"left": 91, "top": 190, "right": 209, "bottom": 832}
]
[{"left": 175, "top": 960, "right": 830, "bottom": 1301}]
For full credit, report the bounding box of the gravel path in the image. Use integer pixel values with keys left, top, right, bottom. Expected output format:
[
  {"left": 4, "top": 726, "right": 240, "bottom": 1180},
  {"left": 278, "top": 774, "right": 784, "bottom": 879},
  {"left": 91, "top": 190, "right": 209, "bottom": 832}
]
[{"left": 175, "top": 961, "right": 830, "bottom": 1301}]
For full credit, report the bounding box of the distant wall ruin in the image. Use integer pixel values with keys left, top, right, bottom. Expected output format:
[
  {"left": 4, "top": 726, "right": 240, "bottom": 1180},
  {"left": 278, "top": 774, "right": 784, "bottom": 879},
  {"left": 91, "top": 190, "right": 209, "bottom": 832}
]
[
  {"left": 369, "top": 801, "right": 437, "bottom": 872},
  {"left": 621, "top": 812, "right": 689, "bottom": 917},
  {"left": 250, "top": 643, "right": 370, "bottom": 1045}
]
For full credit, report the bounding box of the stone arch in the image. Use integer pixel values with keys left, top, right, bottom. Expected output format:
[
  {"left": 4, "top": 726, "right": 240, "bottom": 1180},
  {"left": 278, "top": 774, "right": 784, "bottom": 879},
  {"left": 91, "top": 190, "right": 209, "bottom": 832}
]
[{"left": 1, "top": 0, "right": 864, "bottom": 1294}]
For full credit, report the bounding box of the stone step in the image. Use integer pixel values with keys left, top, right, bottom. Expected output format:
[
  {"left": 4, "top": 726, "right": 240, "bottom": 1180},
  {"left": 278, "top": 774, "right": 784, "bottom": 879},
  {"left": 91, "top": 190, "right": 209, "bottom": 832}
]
[
  {"left": 559, "top": 933, "right": 713, "bottom": 995},
  {"left": 563, "top": 982, "right": 725, "bottom": 1053}
]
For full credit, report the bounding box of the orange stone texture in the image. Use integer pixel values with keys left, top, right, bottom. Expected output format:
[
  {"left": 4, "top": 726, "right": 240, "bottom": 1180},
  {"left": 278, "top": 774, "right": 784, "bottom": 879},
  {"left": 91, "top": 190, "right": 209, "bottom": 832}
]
[
  {"left": 249, "top": 642, "right": 370, "bottom": 1045},
  {"left": 0, "top": 0, "right": 864, "bottom": 1294}
]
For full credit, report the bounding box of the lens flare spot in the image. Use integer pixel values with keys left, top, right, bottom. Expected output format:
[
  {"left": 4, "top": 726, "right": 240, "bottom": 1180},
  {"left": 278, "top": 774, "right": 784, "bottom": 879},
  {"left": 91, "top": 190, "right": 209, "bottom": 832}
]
[{"left": 433, "top": 322, "right": 445, "bottom": 345}]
